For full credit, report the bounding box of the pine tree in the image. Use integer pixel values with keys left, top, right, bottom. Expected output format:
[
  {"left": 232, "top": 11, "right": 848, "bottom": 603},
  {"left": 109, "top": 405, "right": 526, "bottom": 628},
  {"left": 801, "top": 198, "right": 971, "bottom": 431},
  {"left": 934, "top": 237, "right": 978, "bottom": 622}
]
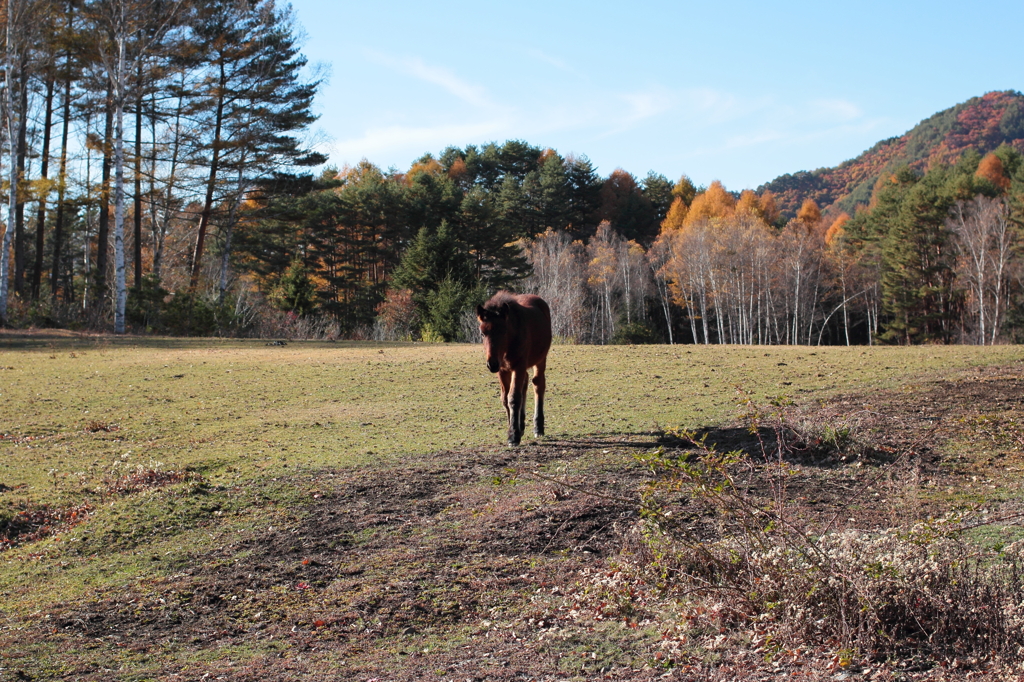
[
  {"left": 390, "top": 221, "right": 479, "bottom": 340},
  {"left": 187, "top": 0, "right": 323, "bottom": 291},
  {"left": 641, "top": 171, "right": 674, "bottom": 225},
  {"left": 564, "top": 154, "right": 601, "bottom": 236},
  {"left": 877, "top": 167, "right": 960, "bottom": 344},
  {"left": 537, "top": 151, "right": 570, "bottom": 231}
]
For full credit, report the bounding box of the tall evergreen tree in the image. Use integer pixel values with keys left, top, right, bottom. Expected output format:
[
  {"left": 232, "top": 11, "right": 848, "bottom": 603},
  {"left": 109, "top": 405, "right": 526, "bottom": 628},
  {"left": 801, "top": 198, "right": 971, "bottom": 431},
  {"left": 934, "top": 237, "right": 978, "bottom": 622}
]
[
  {"left": 537, "top": 151, "right": 570, "bottom": 230},
  {"left": 187, "top": 0, "right": 323, "bottom": 290},
  {"left": 564, "top": 154, "right": 601, "bottom": 237}
]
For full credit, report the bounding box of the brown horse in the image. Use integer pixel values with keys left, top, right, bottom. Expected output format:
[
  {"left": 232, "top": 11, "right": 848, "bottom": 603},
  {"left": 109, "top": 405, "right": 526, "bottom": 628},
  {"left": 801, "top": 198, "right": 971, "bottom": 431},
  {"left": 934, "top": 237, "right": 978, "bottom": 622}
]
[{"left": 476, "top": 292, "right": 552, "bottom": 446}]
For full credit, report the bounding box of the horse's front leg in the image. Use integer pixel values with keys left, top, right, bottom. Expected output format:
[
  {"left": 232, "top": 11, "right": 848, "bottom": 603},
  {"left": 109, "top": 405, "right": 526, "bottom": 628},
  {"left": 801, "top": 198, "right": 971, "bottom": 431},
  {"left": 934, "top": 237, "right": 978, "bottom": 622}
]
[
  {"left": 532, "top": 359, "right": 546, "bottom": 437},
  {"left": 518, "top": 381, "right": 527, "bottom": 436},
  {"left": 508, "top": 368, "right": 529, "bottom": 445},
  {"left": 498, "top": 370, "right": 512, "bottom": 429}
]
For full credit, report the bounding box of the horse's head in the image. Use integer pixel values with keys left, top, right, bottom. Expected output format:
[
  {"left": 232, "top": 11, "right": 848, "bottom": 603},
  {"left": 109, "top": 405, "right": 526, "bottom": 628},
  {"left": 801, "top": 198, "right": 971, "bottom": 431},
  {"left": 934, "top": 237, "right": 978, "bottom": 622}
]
[{"left": 477, "top": 302, "right": 511, "bottom": 373}]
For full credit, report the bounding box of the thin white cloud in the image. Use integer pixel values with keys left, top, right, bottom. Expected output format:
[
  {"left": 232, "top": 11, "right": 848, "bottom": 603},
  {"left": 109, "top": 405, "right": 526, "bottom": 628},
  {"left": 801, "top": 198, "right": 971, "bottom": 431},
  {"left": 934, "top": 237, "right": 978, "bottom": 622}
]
[
  {"left": 364, "top": 51, "right": 495, "bottom": 109},
  {"left": 595, "top": 86, "right": 678, "bottom": 137},
  {"left": 723, "top": 130, "right": 785, "bottom": 150},
  {"left": 327, "top": 52, "right": 886, "bottom": 183},
  {"left": 787, "top": 118, "right": 892, "bottom": 147},
  {"left": 677, "top": 88, "right": 776, "bottom": 125},
  {"left": 525, "top": 48, "right": 576, "bottom": 74},
  {"left": 684, "top": 115, "right": 891, "bottom": 173},
  {"left": 330, "top": 121, "right": 506, "bottom": 163},
  {"left": 809, "top": 98, "right": 863, "bottom": 122},
  {"left": 623, "top": 89, "right": 675, "bottom": 121}
]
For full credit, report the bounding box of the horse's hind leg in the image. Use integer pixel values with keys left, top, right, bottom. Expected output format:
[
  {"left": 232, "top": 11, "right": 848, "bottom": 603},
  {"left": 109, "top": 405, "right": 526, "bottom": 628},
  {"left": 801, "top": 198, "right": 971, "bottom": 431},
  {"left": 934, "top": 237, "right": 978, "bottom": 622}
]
[
  {"left": 518, "top": 382, "right": 527, "bottom": 435},
  {"left": 532, "top": 360, "right": 546, "bottom": 437}
]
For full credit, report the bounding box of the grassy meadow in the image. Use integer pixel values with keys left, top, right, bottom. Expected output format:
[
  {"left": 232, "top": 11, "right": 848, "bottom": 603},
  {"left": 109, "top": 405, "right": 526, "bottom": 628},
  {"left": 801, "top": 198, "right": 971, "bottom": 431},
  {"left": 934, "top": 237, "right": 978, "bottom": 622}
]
[
  {"left": 4, "top": 336, "right": 1017, "bottom": 493},
  {"left": 2, "top": 334, "right": 1023, "bottom": 679}
]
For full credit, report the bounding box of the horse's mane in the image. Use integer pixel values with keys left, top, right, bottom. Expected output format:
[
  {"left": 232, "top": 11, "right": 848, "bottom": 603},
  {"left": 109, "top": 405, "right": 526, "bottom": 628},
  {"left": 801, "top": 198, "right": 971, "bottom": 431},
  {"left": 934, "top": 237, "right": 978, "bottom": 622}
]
[{"left": 481, "top": 291, "right": 520, "bottom": 312}]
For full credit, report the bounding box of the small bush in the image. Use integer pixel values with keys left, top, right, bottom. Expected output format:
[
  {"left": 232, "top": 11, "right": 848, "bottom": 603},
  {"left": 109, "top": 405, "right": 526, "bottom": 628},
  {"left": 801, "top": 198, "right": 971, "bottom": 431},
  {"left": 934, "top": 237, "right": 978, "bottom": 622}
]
[
  {"left": 611, "top": 321, "right": 658, "bottom": 344},
  {"left": 251, "top": 307, "right": 340, "bottom": 340},
  {"left": 126, "top": 274, "right": 169, "bottom": 330},
  {"left": 419, "top": 322, "right": 446, "bottom": 343},
  {"left": 373, "top": 288, "right": 418, "bottom": 341}
]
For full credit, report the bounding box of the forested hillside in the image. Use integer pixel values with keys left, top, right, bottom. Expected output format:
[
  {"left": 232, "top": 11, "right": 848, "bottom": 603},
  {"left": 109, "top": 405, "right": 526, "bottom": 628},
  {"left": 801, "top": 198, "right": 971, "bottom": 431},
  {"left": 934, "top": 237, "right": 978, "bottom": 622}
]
[
  {"left": 0, "top": 6, "right": 1021, "bottom": 350},
  {"left": 760, "top": 90, "right": 1024, "bottom": 219}
]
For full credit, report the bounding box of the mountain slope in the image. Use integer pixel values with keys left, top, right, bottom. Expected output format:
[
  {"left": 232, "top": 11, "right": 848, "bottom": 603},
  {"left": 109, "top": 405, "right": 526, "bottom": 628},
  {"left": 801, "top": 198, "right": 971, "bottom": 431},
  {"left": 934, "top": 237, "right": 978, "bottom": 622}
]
[{"left": 759, "top": 90, "right": 1024, "bottom": 218}]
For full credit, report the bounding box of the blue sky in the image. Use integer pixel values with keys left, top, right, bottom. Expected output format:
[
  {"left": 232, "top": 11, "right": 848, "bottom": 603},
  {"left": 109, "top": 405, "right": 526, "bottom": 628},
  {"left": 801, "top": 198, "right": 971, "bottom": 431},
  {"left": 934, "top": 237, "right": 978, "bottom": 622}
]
[{"left": 288, "top": 0, "right": 1024, "bottom": 190}]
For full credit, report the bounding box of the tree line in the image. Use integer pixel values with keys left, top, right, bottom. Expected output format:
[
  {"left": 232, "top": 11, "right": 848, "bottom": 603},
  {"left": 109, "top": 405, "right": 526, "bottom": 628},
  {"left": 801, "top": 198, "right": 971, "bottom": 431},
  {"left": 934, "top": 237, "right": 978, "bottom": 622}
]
[
  {"left": 233, "top": 142, "right": 687, "bottom": 340},
  {"left": 235, "top": 140, "right": 1024, "bottom": 346}
]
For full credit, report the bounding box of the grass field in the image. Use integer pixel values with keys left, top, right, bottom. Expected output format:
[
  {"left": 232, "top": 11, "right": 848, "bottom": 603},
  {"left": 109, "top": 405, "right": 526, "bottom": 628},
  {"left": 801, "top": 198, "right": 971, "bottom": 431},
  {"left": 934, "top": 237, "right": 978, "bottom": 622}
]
[{"left": 2, "top": 333, "right": 1023, "bottom": 680}]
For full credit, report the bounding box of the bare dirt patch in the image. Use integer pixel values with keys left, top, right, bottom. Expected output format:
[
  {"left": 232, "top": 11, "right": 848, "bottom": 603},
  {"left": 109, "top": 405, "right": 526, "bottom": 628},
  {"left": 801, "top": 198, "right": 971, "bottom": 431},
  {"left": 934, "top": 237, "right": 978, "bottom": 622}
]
[{"left": 16, "top": 442, "right": 650, "bottom": 680}]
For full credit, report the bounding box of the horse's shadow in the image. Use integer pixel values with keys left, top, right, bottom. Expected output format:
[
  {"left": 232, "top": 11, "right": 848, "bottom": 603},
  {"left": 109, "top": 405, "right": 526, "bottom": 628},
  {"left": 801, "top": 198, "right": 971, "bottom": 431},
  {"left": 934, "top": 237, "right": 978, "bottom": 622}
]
[{"left": 528, "top": 424, "right": 852, "bottom": 468}]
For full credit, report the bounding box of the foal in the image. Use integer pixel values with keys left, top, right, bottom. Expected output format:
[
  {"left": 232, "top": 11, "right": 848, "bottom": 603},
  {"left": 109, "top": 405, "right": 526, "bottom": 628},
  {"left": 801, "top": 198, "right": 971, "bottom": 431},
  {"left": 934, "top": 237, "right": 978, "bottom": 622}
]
[{"left": 476, "top": 292, "right": 552, "bottom": 446}]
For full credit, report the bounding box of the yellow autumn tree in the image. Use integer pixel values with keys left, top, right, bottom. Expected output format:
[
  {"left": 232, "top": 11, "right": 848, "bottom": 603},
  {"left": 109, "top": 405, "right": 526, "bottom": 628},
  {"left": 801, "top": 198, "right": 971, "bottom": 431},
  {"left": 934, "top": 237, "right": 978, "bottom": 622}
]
[
  {"left": 759, "top": 191, "right": 780, "bottom": 225},
  {"left": 735, "top": 189, "right": 781, "bottom": 227},
  {"left": 672, "top": 174, "right": 697, "bottom": 205},
  {"left": 796, "top": 198, "right": 822, "bottom": 226},
  {"left": 661, "top": 196, "right": 688, "bottom": 231},
  {"left": 684, "top": 180, "right": 735, "bottom": 227},
  {"left": 406, "top": 157, "right": 443, "bottom": 184},
  {"left": 735, "top": 189, "right": 761, "bottom": 218}
]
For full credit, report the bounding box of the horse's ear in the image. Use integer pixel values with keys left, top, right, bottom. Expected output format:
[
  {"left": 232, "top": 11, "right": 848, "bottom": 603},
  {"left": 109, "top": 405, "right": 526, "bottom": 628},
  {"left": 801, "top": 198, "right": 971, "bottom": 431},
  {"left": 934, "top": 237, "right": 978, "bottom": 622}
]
[
  {"left": 500, "top": 301, "right": 512, "bottom": 318},
  {"left": 476, "top": 304, "right": 486, "bottom": 320}
]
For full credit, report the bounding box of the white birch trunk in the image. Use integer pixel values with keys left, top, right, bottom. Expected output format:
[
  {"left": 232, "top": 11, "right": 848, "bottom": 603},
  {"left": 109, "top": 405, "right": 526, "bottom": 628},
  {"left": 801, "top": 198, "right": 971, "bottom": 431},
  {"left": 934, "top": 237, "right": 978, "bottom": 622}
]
[
  {"left": 0, "top": 1, "right": 18, "bottom": 322},
  {"left": 112, "top": 29, "right": 128, "bottom": 334}
]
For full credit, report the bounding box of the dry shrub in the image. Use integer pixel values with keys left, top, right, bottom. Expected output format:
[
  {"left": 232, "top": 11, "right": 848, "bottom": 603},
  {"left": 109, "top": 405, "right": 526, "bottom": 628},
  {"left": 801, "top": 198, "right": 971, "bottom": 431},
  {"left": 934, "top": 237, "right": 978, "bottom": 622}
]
[
  {"left": 85, "top": 420, "right": 119, "bottom": 433},
  {"left": 632, "top": 410, "right": 1024, "bottom": 667},
  {"left": 0, "top": 502, "right": 93, "bottom": 550},
  {"left": 103, "top": 466, "right": 204, "bottom": 496},
  {"left": 251, "top": 306, "right": 342, "bottom": 340},
  {"left": 372, "top": 288, "right": 418, "bottom": 341}
]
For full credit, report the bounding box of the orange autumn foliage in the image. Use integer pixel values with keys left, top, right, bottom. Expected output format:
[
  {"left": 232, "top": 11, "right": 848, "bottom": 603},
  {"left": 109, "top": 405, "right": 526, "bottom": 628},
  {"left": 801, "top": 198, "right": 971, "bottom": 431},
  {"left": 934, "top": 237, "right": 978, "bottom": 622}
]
[
  {"left": 825, "top": 213, "right": 850, "bottom": 246},
  {"left": 406, "top": 157, "right": 443, "bottom": 184},
  {"left": 976, "top": 153, "right": 1011, "bottom": 190},
  {"left": 661, "top": 197, "right": 688, "bottom": 231},
  {"left": 672, "top": 174, "right": 697, "bottom": 205},
  {"left": 684, "top": 180, "right": 735, "bottom": 227},
  {"left": 759, "top": 190, "right": 780, "bottom": 225},
  {"left": 735, "top": 189, "right": 780, "bottom": 226},
  {"left": 796, "top": 198, "right": 822, "bottom": 225},
  {"left": 735, "top": 189, "right": 761, "bottom": 218},
  {"left": 447, "top": 157, "right": 468, "bottom": 182},
  {"left": 538, "top": 148, "right": 559, "bottom": 165}
]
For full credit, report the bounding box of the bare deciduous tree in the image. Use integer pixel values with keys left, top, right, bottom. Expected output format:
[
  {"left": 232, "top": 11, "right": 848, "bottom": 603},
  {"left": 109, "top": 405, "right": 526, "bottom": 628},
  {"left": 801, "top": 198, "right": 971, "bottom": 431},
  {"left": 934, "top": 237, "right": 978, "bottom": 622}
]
[
  {"left": 522, "top": 228, "right": 588, "bottom": 343},
  {"left": 949, "top": 195, "right": 1016, "bottom": 344}
]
